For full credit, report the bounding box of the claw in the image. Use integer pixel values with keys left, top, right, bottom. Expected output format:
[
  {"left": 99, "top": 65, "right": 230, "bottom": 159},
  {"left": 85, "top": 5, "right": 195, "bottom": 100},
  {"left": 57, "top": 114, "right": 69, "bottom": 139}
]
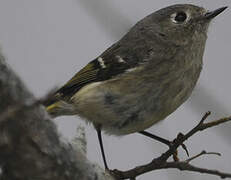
[
  {"left": 173, "top": 150, "right": 179, "bottom": 162},
  {"left": 181, "top": 143, "right": 189, "bottom": 157},
  {"left": 176, "top": 133, "right": 190, "bottom": 157},
  {"left": 171, "top": 132, "right": 190, "bottom": 159}
]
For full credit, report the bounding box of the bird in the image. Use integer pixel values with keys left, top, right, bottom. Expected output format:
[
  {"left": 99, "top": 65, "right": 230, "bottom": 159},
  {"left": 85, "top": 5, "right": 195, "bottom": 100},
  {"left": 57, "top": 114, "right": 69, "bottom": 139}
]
[{"left": 44, "top": 4, "right": 227, "bottom": 169}]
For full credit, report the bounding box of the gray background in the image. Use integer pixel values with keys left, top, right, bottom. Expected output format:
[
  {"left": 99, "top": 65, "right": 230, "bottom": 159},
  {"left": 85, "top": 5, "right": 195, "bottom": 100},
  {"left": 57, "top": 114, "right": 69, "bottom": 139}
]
[{"left": 0, "top": 0, "right": 230, "bottom": 179}]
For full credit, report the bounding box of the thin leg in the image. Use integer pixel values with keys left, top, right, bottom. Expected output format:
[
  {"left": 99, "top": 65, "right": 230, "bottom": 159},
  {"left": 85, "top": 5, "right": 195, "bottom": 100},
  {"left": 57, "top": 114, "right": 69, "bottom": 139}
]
[
  {"left": 96, "top": 129, "right": 109, "bottom": 169},
  {"left": 139, "top": 131, "right": 171, "bottom": 146},
  {"left": 139, "top": 131, "right": 189, "bottom": 157}
]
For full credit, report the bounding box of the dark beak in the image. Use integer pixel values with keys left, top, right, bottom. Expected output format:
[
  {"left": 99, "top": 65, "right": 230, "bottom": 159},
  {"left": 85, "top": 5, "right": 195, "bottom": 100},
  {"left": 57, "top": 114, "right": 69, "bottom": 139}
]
[{"left": 204, "top": 6, "right": 228, "bottom": 20}]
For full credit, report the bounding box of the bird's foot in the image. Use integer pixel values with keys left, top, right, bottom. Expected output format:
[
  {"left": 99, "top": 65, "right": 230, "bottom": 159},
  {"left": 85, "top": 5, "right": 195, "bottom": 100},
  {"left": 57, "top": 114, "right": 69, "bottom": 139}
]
[
  {"left": 138, "top": 131, "right": 189, "bottom": 161},
  {"left": 171, "top": 133, "right": 189, "bottom": 161}
]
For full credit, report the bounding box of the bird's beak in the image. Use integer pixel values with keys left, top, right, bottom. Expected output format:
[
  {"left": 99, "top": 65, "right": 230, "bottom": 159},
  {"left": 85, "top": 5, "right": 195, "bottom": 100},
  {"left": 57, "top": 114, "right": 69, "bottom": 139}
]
[{"left": 204, "top": 6, "right": 228, "bottom": 20}]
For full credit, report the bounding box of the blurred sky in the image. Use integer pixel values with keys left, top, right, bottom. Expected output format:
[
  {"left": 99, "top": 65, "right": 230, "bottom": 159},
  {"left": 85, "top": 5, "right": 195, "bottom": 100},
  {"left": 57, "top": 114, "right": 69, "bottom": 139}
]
[{"left": 0, "top": 1, "right": 230, "bottom": 180}]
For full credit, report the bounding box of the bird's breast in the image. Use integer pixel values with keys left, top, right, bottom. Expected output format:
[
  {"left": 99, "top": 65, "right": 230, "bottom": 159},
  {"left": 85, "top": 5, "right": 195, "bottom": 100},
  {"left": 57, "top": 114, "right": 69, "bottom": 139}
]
[{"left": 72, "top": 60, "right": 202, "bottom": 135}]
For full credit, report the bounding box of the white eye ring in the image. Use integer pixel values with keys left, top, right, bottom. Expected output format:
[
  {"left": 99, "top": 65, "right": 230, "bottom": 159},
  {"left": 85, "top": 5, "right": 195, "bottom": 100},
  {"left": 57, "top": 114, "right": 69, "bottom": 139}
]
[{"left": 171, "top": 11, "right": 190, "bottom": 24}]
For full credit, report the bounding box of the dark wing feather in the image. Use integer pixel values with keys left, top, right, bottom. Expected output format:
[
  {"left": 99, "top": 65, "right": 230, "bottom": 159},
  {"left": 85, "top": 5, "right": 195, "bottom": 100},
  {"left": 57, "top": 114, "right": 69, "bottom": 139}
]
[{"left": 55, "top": 43, "right": 141, "bottom": 100}]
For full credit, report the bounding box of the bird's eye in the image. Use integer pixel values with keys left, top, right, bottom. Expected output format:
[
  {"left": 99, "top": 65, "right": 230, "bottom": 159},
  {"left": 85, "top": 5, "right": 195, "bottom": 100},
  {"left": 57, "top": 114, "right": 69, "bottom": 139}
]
[{"left": 172, "top": 12, "right": 187, "bottom": 23}]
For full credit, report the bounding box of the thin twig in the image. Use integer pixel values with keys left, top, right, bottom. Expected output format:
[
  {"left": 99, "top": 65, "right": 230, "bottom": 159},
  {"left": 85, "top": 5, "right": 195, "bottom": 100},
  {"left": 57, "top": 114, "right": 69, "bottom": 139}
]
[
  {"left": 185, "top": 150, "right": 221, "bottom": 163},
  {"left": 163, "top": 161, "right": 231, "bottom": 179},
  {"left": 112, "top": 155, "right": 231, "bottom": 180},
  {"left": 112, "top": 112, "right": 231, "bottom": 179}
]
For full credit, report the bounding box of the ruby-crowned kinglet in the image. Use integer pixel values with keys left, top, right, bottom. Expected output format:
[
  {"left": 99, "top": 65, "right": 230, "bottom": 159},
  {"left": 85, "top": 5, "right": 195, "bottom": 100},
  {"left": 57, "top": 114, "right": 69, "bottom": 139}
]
[{"left": 44, "top": 4, "right": 227, "bottom": 169}]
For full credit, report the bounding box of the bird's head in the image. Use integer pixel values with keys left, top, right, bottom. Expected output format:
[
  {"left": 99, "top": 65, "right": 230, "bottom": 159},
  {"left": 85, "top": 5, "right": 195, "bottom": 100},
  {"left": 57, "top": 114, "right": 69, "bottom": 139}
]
[{"left": 134, "top": 4, "right": 227, "bottom": 46}]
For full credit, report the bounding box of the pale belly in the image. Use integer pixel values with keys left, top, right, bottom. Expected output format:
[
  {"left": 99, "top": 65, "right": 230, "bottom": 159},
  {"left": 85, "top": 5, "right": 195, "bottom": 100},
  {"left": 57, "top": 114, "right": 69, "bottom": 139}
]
[{"left": 71, "top": 71, "right": 197, "bottom": 136}]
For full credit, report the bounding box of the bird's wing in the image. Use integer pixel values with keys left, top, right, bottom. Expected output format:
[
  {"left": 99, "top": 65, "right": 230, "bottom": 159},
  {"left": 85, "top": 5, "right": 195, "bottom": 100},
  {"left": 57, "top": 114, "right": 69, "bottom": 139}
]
[{"left": 55, "top": 44, "right": 140, "bottom": 99}]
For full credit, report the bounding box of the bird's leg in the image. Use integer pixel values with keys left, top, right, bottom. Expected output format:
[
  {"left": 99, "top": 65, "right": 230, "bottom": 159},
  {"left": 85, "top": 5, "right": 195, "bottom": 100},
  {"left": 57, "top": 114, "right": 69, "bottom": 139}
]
[
  {"left": 139, "top": 131, "right": 171, "bottom": 146},
  {"left": 139, "top": 131, "right": 189, "bottom": 159},
  {"left": 96, "top": 128, "right": 109, "bottom": 170}
]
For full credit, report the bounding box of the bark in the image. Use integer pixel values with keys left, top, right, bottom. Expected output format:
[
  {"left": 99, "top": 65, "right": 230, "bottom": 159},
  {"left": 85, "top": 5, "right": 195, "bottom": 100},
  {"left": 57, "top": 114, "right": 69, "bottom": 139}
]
[{"left": 0, "top": 49, "right": 114, "bottom": 180}]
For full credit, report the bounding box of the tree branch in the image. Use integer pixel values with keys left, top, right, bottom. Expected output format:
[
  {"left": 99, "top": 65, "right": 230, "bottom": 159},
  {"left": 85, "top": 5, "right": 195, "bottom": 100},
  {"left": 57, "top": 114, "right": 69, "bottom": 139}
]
[
  {"left": 112, "top": 112, "right": 231, "bottom": 179},
  {"left": 163, "top": 161, "right": 231, "bottom": 179},
  {"left": 185, "top": 150, "right": 221, "bottom": 163}
]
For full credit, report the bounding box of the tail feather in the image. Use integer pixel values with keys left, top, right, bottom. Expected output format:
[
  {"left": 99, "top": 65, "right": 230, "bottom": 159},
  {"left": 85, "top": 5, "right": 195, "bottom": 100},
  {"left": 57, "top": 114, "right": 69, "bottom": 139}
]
[
  {"left": 42, "top": 88, "right": 75, "bottom": 118},
  {"left": 46, "top": 101, "right": 62, "bottom": 117},
  {"left": 43, "top": 98, "right": 75, "bottom": 118},
  {"left": 41, "top": 87, "right": 59, "bottom": 107},
  {"left": 42, "top": 94, "right": 61, "bottom": 117}
]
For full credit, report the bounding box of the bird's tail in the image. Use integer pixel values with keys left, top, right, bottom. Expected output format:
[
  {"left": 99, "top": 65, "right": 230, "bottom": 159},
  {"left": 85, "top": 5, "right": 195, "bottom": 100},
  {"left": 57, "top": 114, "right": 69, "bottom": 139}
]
[
  {"left": 43, "top": 95, "right": 63, "bottom": 118},
  {"left": 44, "top": 98, "right": 75, "bottom": 118},
  {"left": 42, "top": 89, "right": 75, "bottom": 118}
]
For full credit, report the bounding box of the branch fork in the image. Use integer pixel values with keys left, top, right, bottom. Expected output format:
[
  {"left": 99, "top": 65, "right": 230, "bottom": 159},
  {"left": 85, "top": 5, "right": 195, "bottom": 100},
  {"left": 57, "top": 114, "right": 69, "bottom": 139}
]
[{"left": 111, "top": 112, "right": 231, "bottom": 179}]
